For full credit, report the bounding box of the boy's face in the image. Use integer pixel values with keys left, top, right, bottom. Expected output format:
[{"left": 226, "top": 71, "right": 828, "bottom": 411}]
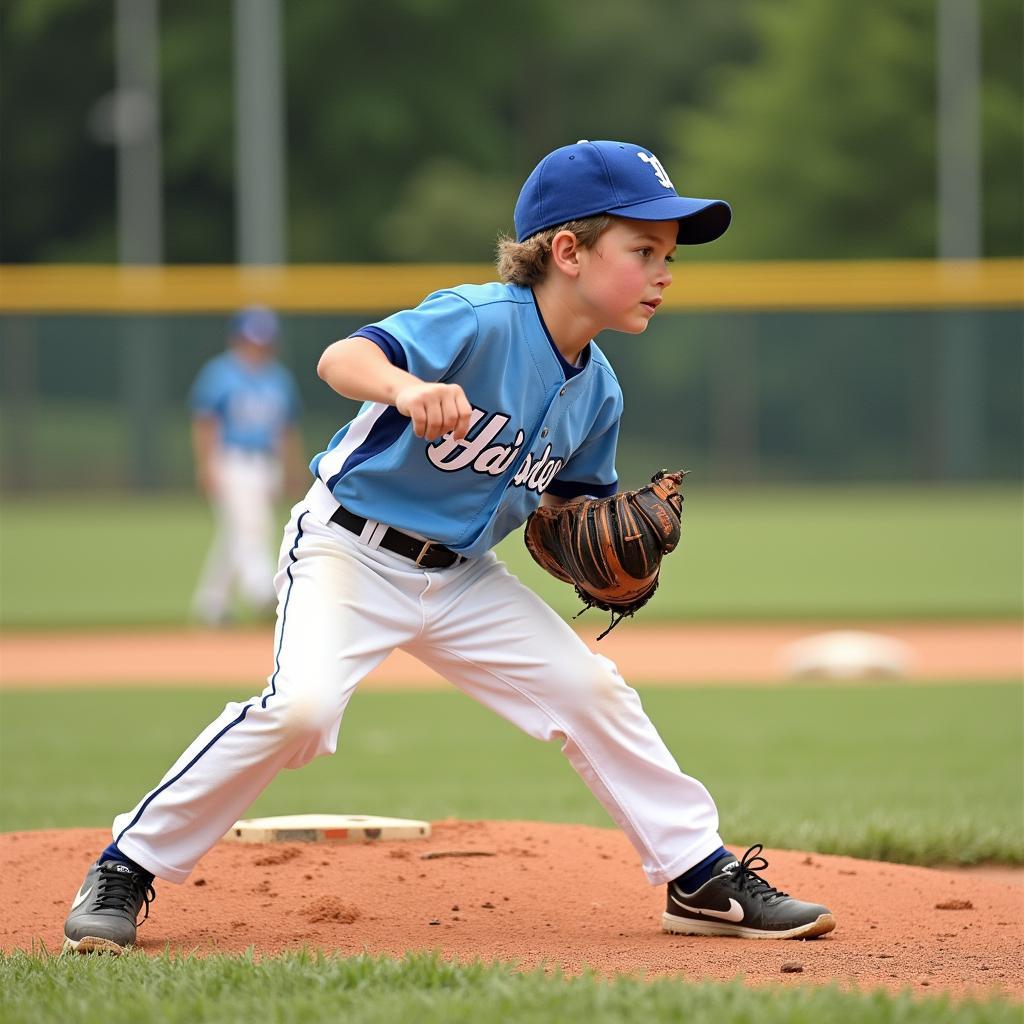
[
  {"left": 576, "top": 217, "right": 676, "bottom": 334},
  {"left": 232, "top": 336, "right": 276, "bottom": 366}
]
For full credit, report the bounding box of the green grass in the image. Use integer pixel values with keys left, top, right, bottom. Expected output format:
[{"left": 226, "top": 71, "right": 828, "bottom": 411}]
[
  {"left": 2, "top": 682, "right": 1020, "bottom": 866},
  {"left": 0, "top": 485, "right": 1021, "bottom": 627},
  {"left": 1, "top": 949, "right": 1017, "bottom": 1024}
]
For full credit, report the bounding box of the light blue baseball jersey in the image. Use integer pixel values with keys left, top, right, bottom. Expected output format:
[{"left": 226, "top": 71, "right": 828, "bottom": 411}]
[
  {"left": 190, "top": 351, "right": 301, "bottom": 455},
  {"left": 310, "top": 282, "right": 623, "bottom": 558}
]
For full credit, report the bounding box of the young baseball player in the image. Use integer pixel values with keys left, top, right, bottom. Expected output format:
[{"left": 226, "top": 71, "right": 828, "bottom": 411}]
[
  {"left": 64, "top": 141, "right": 835, "bottom": 953},
  {"left": 189, "top": 307, "right": 305, "bottom": 626}
]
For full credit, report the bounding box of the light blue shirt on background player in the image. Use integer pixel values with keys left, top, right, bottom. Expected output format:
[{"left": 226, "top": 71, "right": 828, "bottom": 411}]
[
  {"left": 309, "top": 282, "right": 623, "bottom": 558},
  {"left": 190, "top": 345, "right": 302, "bottom": 455}
]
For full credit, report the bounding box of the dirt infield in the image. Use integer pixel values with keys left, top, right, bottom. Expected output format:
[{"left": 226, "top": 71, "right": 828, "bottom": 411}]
[
  {"left": 3, "top": 821, "right": 1021, "bottom": 998},
  {"left": 1, "top": 621, "right": 1021, "bottom": 688}
]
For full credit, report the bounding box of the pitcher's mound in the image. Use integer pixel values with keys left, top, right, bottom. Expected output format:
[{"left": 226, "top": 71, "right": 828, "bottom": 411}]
[{"left": 3, "top": 820, "right": 1020, "bottom": 998}]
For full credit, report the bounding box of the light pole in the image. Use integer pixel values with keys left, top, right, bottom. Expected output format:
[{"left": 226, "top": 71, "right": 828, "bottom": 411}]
[
  {"left": 936, "top": 0, "right": 983, "bottom": 480},
  {"left": 115, "top": 0, "right": 164, "bottom": 489},
  {"left": 234, "top": 0, "right": 287, "bottom": 265}
]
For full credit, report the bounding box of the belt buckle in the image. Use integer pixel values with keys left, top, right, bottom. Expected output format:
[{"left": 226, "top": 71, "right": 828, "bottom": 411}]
[{"left": 414, "top": 540, "right": 435, "bottom": 566}]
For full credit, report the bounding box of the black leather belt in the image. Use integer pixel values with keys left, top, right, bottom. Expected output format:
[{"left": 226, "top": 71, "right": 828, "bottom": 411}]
[{"left": 329, "top": 504, "right": 465, "bottom": 569}]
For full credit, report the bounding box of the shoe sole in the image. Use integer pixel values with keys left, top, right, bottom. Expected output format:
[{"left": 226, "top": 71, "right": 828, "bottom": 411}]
[
  {"left": 62, "top": 934, "right": 131, "bottom": 955},
  {"left": 661, "top": 910, "right": 836, "bottom": 940}
]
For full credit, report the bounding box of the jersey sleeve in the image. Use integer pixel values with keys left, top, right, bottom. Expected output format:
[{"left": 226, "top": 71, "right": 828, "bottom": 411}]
[
  {"left": 546, "top": 400, "right": 622, "bottom": 499},
  {"left": 189, "top": 360, "right": 225, "bottom": 416},
  {"left": 352, "top": 290, "right": 479, "bottom": 382}
]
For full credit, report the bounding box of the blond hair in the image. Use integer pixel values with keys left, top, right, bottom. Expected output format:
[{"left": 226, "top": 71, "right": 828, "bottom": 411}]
[{"left": 495, "top": 214, "right": 614, "bottom": 286}]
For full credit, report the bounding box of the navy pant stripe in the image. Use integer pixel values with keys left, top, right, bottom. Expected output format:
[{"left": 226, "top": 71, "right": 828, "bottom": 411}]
[
  {"left": 115, "top": 511, "right": 308, "bottom": 847},
  {"left": 262, "top": 511, "right": 307, "bottom": 707}
]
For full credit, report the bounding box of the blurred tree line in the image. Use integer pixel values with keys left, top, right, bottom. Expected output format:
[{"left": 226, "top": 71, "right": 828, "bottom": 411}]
[{"left": 1, "top": 0, "right": 1021, "bottom": 264}]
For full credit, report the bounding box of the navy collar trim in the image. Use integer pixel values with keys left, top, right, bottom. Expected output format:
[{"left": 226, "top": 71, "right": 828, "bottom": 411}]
[{"left": 530, "top": 291, "right": 588, "bottom": 379}]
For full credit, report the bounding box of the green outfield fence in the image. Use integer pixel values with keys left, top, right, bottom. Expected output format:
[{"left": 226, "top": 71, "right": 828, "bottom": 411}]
[{"left": 1, "top": 260, "right": 1021, "bottom": 491}]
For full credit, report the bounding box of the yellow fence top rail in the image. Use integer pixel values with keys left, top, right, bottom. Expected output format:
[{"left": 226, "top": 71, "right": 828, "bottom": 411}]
[{"left": 1, "top": 259, "right": 1021, "bottom": 313}]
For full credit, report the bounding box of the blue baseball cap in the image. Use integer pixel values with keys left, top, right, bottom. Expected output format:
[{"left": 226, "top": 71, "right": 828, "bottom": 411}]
[
  {"left": 229, "top": 306, "right": 279, "bottom": 344},
  {"left": 514, "top": 140, "right": 731, "bottom": 245}
]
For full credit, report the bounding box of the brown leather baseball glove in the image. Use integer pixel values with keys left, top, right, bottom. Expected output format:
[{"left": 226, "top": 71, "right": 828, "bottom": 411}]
[{"left": 523, "top": 470, "right": 686, "bottom": 639}]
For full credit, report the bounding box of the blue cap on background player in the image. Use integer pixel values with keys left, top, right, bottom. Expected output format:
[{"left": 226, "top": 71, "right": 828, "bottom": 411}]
[
  {"left": 229, "top": 306, "right": 280, "bottom": 345},
  {"left": 513, "top": 139, "right": 731, "bottom": 245}
]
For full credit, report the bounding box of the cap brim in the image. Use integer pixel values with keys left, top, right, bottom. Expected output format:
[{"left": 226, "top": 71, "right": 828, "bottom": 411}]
[{"left": 608, "top": 195, "right": 732, "bottom": 245}]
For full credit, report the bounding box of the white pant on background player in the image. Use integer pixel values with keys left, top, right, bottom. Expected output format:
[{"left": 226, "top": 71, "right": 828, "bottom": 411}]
[
  {"left": 191, "top": 447, "right": 282, "bottom": 625},
  {"left": 115, "top": 483, "right": 724, "bottom": 885}
]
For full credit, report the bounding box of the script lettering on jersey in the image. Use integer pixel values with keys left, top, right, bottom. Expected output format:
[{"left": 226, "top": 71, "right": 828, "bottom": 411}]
[{"left": 426, "top": 408, "right": 565, "bottom": 494}]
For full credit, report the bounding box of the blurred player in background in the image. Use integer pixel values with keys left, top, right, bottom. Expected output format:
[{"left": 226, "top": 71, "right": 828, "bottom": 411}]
[{"left": 189, "top": 306, "right": 304, "bottom": 626}]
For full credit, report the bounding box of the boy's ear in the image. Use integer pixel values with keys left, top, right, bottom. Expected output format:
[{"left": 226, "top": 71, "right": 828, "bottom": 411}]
[{"left": 548, "top": 230, "right": 582, "bottom": 277}]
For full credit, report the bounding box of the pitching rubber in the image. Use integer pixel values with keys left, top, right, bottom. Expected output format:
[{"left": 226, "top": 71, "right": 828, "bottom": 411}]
[{"left": 223, "top": 813, "right": 431, "bottom": 844}]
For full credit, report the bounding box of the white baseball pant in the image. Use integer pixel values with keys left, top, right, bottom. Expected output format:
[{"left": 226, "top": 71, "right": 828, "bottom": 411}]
[
  {"left": 191, "top": 447, "right": 281, "bottom": 623},
  {"left": 116, "top": 493, "right": 724, "bottom": 886}
]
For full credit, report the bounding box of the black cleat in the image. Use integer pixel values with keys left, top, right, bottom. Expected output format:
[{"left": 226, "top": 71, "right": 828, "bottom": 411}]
[
  {"left": 63, "top": 860, "right": 156, "bottom": 954},
  {"left": 662, "top": 844, "right": 836, "bottom": 939}
]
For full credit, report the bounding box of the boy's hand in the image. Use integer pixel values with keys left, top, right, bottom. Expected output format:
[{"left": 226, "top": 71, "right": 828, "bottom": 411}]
[
  {"left": 395, "top": 382, "right": 474, "bottom": 442},
  {"left": 195, "top": 462, "right": 217, "bottom": 499}
]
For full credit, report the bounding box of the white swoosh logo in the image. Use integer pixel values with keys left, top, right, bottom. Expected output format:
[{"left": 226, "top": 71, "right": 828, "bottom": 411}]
[
  {"left": 71, "top": 885, "right": 93, "bottom": 911},
  {"left": 669, "top": 891, "right": 744, "bottom": 922}
]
